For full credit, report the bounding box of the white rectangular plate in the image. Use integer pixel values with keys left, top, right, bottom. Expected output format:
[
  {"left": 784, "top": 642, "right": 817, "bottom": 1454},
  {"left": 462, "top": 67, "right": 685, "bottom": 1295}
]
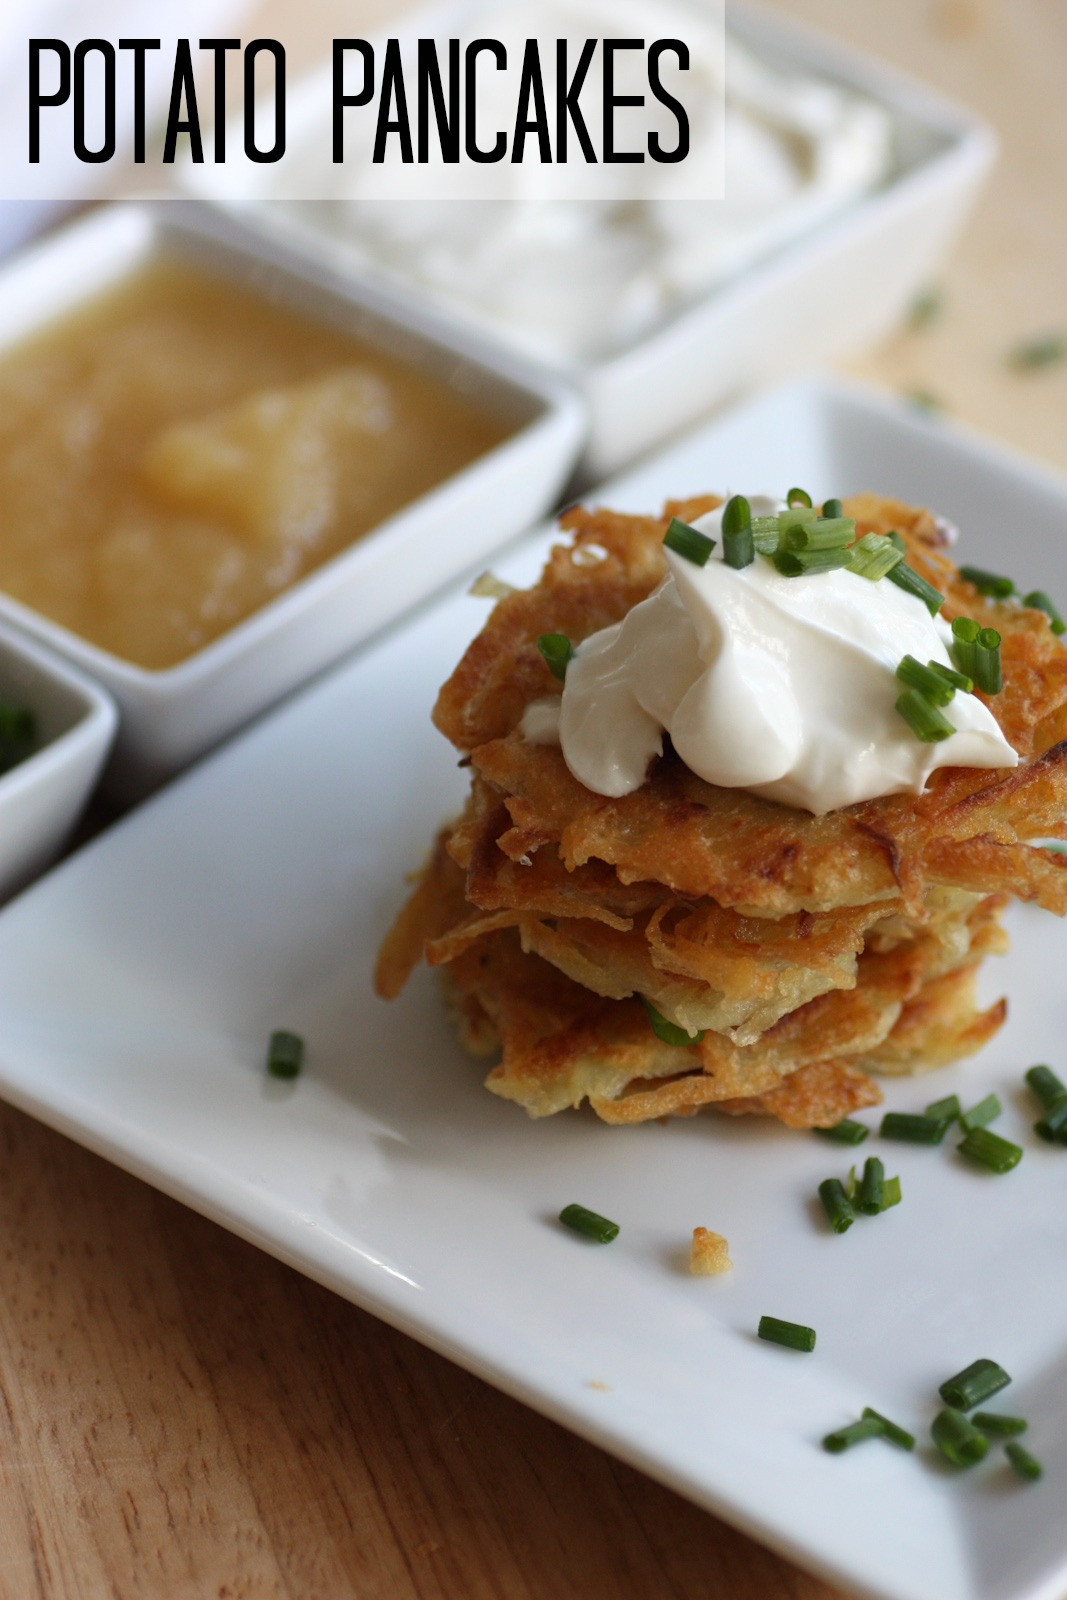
[{"left": 0, "top": 375, "right": 1065, "bottom": 1600}]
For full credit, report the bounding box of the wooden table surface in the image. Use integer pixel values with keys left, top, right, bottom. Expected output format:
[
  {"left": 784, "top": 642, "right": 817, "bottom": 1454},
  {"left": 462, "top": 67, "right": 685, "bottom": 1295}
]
[{"left": 3, "top": 3, "right": 1065, "bottom": 1597}]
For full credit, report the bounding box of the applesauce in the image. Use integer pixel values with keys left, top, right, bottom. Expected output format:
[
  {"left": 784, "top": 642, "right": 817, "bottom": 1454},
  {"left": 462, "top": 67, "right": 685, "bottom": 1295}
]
[{"left": 0, "top": 258, "right": 509, "bottom": 669}]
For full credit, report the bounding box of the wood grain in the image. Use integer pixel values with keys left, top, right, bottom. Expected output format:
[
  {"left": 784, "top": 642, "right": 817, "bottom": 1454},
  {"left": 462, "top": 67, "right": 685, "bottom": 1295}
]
[{"left": 2, "top": 2, "right": 1064, "bottom": 1597}]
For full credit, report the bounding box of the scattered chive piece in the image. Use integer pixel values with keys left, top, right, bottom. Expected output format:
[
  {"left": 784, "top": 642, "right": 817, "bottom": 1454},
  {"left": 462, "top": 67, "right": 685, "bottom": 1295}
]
[
  {"left": 1023, "top": 590, "right": 1067, "bottom": 635},
  {"left": 880, "top": 1175, "right": 902, "bottom": 1210},
  {"left": 664, "top": 516, "right": 715, "bottom": 567},
  {"left": 267, "top": 1030, "right": 304, "bottom": 1080},
  {"left": 862, "top": 1407, "right": 915, "bottom": 1450},
  {"left": 881, "top": 1111, "right": 948, "bottom": 1144},
  {"left": 895, "top": 688, "right": 954, "bottom": 743},
  {"left": 1005, "top": 1441, "right": 1043, "bottom": 1481},
  {"left": 821, "top": 498, "right": 844, "bottom": 520},
  {"left": 1025, "top": 1064, "right": 1067, "bottom": 1108},
  {"left": 926, "top": 1094, "right": 961, "bottom": 1125},
  {"left": 786, "top": 486, "right": 812, "bottom": 508},
  {"left": 887, "top": 530, "right": 907, "bottom": 553},
  {"left": 818, "top": 1177, "right": 855, "bottom": 1234},
  {"left": 931, "top": 1408, "right": 989, "bottom": 1468},
  {"left": 537, "top": 633, "right": 574, "bottom": 681},
  {"left": 1033, "top": 1097, "right": 1067, "bottom": 1144},
  {"left": 960, "top": 1093, "right": 1001, "bottom": 1132},
  {"left": 782, "top": 516, "right": 855, "bottom": 552},
  {"left": 1009, "top": 332, "right": 1065, "bottom": 372},
  {"left": 773, "top": 548, "right": 852, "bottom": 577},
  {"left": 974, "top": 1412, "right": 1028, "bottom": 1437},
  {"left": 844, "top": 1164, "right": 858, "bottom": 1201},
  {"left": 722, "top": 495, "right": 754, "bottom": 569},
  {"left": 848, "top": 532, "right": 904, "bottom": 581},
  {"left": 558, "top": 1203, "right": 619, "bottom": 1244},
  {"left": 757, "top": 1315, "right": 816, "bottom": 1353},
  {"left": 816, "top": 1119, "right": 869, "bottom": 1145},
  {"left": 939, "top": 1359, "right": 1011, "bottom": 1410},
  {"left": 887, "top": 561, "right": 944, "bottom": 616},
  {"left": 751, "top": 514, "right": 781, "bottom": 554},
  {"left": 641, "top": 997, "right": 704, "bottom": 1048},
  {"left": 908, "top": 285, "right": 944, "bottom": 330},
  {"left": 974, "top": 628, "right": 1003, "bottom": 694},
  {"left": 959, "top": 565, "right": 1016, "bottom": 600},
  {"left": 927, "top": 660, "right": 974, "bottom": 694},
  {"left": 857, "top": 1156, "right": 885, "bottom": 1217},
  {"left": 823, "top": 1418, "right": 883, "bottom": 1453},
  {"left": 958, "top": 1127, "right": 1022, "bottom": 1173},
  {"left": 950, "top": 615, "right": 981, "bottom": 677},
  {"left": 896, "top": 655, "right": 956, "bottom": 706}
]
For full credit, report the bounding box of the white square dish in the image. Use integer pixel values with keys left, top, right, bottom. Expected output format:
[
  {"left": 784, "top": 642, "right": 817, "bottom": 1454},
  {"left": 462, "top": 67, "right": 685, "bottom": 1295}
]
[
  {"left": 187, "top": 1, "right": 995, "bottom": 480},
  {"left": 0, "top": 376, "right": 1064, "bottom": 1600},
  {"left": 0, "top": 202, "right": 586, "bottom": 799},
  {"left": 0, "top": 626, "right": 116, "bottom": 899}
]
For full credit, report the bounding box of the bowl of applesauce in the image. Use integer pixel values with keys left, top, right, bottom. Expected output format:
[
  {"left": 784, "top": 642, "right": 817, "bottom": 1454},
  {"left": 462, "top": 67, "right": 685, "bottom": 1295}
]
[{"left": 0, "top": 203, "right": 585, "bottom": 797}]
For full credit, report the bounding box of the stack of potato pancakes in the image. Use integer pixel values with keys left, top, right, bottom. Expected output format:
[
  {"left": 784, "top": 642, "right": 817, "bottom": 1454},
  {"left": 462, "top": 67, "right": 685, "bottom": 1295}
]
[{"left": 376, "top": 494, "right": 1067, "bottom": 1129}]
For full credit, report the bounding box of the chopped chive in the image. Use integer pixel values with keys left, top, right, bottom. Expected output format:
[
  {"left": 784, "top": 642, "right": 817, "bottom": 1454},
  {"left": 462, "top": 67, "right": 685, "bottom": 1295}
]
[
  {"left": 664, "top": 516, "right": 715, "bottom": 567},
  {"left": 782, "top": 516, "right": 855, "bottom": 553},
  {"left": 772, "top": 548, "right": 852, "bottom": 577},
  {"left": 926, "top": 1094, "right": 961, "bottom": 1125},
  {"left": 823, "top": 1418, "right": 883, "bottom": 1453},
  {"left": 751, "top": 515, "right": 780, "bottom": 554},
  {"left": 815, "top": 1119, "right": 869, "bottom": 1145},
  {"left": 958, "top": 1127, "right": 1022, "bottom": 1173},
  {"left": 881, "top": 1111, "right": 948, "bottom": 1144},
  {"left": 821, "top": 498, "right": 844, "bottom": 520},
  {"left": 267, "top": 1030, "right": 304, "bottom": 1080},
  {"left": 886, "top": 561, "right": 944, "bottom": 616},
  {"left": 896, "top": 655, "right": 956, "bottom": 706},
  {"left": 880, "top": 1174, "right": 902, "bottom": 1210},
  {"left": 776, "top": 506, "right": 817, "bottom": 540},
  {"left": 908, "top": 285, "right": 944, "bottom": 330},
  {"left": 757, "top": 1315, "right": 816, "bottom": 1353},
  {"left": 931, "top": 1407, "right": 989, "bottom": 1468},
  {"left": 641, "top": 997, "right": 704, "bottom": 1048},
  {"left": 959, "top": 565, "right": 1016, "bottom": 600},
  {"left": 960, "top": 1093, "right": 1001, "bottom": 1132},
  {"left": 862, "top": 1407, "right": 915, "bottom": 1450},
  {"left": 1034, "top": 1097, "right": 1067, "bottom": 1144},
  {"left": 895, "top": 689, "right": 955, "bottom": 743},
  {"left": 786, "top": 486, "right": 812, "bottom": 508},
  {"left": 950, "top": 615, "right": 981, "bottom": 678},
  {"left": 818, "top": 1177, "right": 855, "bottom": 1234},
  {"left": 1005, "top": 1441, "right": 1043, "bottom": 1481},
  {"left": 537, "top": 633, "right": 574, "bottom": 681},
  {"left": 1009, "top": 332, "right": 1065, "bottom": 371},
  {"left": 848, "top": 532, "right": 904, "bottom": 581},
  {"left": 559, "top": 1203, "right": 619, "bottom": 1244},
  {"left": 887, "top": 531, "right": 907, "bottom": 553},
  {"left": 974, "top": 628, "right": 1003, "bottom": 694},
  {"left": 857, "top": 1156, "right": 885, "bottom": 1216},
  {"left": 939, "top": 1358, "right": 1011, "bottom": 1410},
  {"left": 1023, "top": 590, "right": 1067, "bottom": 635},
  {"left": 974, "top": 1412, "right": 1028, "bottom": 1437},
  {"left": 1025, "top": 1064, "right": 1067, "bottom": 1108},
  {"left": 722, "top": 496, "right": 754, "bottom": 569},
  {"left": 927, "top": 660, "right": 973, "bottom": 694}
]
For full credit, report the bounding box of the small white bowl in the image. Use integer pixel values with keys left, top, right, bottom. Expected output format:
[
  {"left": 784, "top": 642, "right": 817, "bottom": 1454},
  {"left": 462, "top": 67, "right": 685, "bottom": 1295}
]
[
  {"left": 0, "top": 628, "right": 117, "bottom": 900},
  {"left": 187, "top": 0, "right": 995, "bottom": 482},
  {"left": 0, "top": 202, "right": 586, "bottom": 799}
]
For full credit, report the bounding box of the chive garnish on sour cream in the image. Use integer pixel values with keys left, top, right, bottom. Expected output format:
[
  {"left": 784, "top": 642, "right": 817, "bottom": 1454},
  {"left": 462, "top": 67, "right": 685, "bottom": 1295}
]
[
  {"left": 721, "top": 495, "right": 754, "bottom": 569},
  {"left": 664, "top": 516, "right": 715, "bottom": 566},
  {"left": 886, "top": 560, "right": 945, "bottom": 616},
  {"left": 895, "top": 688, "right": 954, "bottom": 743}
]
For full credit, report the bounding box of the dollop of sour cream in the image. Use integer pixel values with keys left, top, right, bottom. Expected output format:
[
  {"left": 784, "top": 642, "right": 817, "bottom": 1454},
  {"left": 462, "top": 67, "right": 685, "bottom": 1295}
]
[{"left": 522, "top": 498, "right": 1018, "bottom": 814}]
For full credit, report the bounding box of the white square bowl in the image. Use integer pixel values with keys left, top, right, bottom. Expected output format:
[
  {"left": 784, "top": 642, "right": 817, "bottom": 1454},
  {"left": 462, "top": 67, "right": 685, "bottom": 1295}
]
[
  {"left": 0, "top": 202, "right": 586, "bottom": 799},
  {"left": 0, "top": 627, "right": 116, "bottom": 899},
  {"left": 185, "top": 1, "right": 996, "bottom": 482}
]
